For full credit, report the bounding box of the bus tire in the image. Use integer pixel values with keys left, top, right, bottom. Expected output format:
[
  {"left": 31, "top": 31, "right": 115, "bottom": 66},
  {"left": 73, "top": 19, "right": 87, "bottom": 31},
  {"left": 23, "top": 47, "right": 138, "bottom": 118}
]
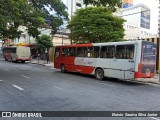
[
  {"left": 21, "top": 61, "right": 25, "bottom": 63},
  {"left": 11, "top": 57, "right": 13, "bottom": 62},
  {"left": 61, "top": 64, "right": 66, "bottom": 73},
  {"left": 4, "top": 57, "right": 7, "bottom": 61},
  {"left": 95, "top": 68, "right": 104, "bottom": 80}
]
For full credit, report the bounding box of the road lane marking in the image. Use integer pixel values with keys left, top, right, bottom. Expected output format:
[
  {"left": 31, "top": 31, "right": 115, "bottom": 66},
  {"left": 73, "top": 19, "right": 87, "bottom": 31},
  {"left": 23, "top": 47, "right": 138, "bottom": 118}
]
[
  {"left": 150, "top": 117, "right": 160, "bottom": 120},
  {"left": 50, "top": 68, "right": 56, "bottom": 69},
  {"left": 52, "top": 85, "right": 71, "bottom": 93},
  {"left": 21, "top": 75, "right": 30, "bottom": 79},
  {"left": 81, "top": 88, "right": 98, "bottom": 94},
  {"left": 0, "top": 80, "right": 3, "bottom": 81},
  {"left": 4, "top": 69, "right": 9, "bottom": 71},
  {"left": 12, "top": 84, "right": 24, "bottom": 91},
  {"left": 93, "top": 81, "right": 115, "bottom": 87}
]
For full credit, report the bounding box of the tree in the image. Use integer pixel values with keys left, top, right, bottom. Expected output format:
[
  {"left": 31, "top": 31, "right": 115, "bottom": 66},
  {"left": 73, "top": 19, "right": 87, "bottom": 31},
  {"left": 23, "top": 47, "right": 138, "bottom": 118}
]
[
  {"left": 68, "top": 7, "right": 125, "bottom": 43},
  {"left": 29, "top": 0, "right": 68, "bottom": 34},
  {"left": 0, "top": 0, "right": 44, "bottom": 39},
  {"left": 36, "top": 35, "right": 53, "bottom": 53},
  {"left": 83, "top": 0, "right": 122, "bottom": 12},
  {"left": 0, "top": 0, "right": 68, "bottom": 40}
]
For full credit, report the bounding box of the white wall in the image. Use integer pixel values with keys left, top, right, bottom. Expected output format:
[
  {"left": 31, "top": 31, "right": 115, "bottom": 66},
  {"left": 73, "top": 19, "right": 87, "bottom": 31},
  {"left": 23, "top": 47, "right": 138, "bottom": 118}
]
[
  {"left": 124, "top": 26, "right": 158, "bottom": 40},
  {"left": 123, "top": 6, "right": 141, "bottom": 27},
  {"left": 63, "top": 0, "right": 84, "bottom": 20},
  {"left": 14, "top": 28, "right": 51, "bottom": 45},
  {"left": 133, "top": 0, "right": 159, "bottom": 33}
]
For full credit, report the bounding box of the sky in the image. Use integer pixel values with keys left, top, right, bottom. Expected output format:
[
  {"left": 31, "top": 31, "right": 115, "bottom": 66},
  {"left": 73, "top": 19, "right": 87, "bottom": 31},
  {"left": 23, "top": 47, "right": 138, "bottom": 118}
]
[{"left": 62, "top": 0, "right": 66, "bottom": 4}]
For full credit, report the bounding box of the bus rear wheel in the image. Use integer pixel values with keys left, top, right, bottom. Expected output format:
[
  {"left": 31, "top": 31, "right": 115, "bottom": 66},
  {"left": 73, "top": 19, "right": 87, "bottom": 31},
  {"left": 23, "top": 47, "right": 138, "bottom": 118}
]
[
  {"left": 21, "top": 61, "right": 25, "bottom": 63},
  {"left": 60, "top": 64, "right": 66, "bottom": 73},
  {"left": 4, "top": 57, "right": 7, "bottom": 61},
  {"left": 95, "top": 68, "right": 104, "bottom": 80}
]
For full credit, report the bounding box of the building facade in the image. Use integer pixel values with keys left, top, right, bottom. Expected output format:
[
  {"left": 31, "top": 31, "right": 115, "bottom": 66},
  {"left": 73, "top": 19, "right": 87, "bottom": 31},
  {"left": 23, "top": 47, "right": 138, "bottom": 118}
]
[
  {"left": 123, "top": 0, "right": 133, "bottom": 8},
  {"left": 123, "top": 4, "right": 158, "bottom": 40},
  {"left": 122, "top": 0, "right": 159, "bottom": 40},
  {"left": 63, "top": 0, "right": 84, "bottom": 20},
  {"left": 123, "top": 4, "right": 150, "bottom": 28}
]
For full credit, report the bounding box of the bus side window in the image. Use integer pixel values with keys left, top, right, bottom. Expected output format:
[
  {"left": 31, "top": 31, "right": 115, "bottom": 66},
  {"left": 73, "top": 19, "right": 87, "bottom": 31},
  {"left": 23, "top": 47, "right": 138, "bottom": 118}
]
[
  {"left": 87, "top": 47, "right": 99, "bottom": 58},
  {"left": 55, "top": 48, "right": 60, "bottom": 59},
  {"left": 62, "top": 48, "right": 67, "bottom": 57},
  {"left": 107, "top": 46, "right": 115, "bottom": 58},
  {"left": 116, "top": 45, "right": 134, "bottom": 59},
  {"left": 126, "top": 45, "right": 134, "bottom": 59},
  {"left": 68, "top": 47, "right": 76, "bottom": 57},
  {"left": 94, "top": 46, "right": 99, "bottom": 58},
  {"left": 87, "top": 47, "right": 94, "bottom": 58},
  {"left": 116, "top": 45, "right": 125, "bottom": 59},
  {"left": 77, "top": 47, "right": 87, "bottom": 57},
  {"left": 100, "top": 46, "right": 107, "bottom": 58}
]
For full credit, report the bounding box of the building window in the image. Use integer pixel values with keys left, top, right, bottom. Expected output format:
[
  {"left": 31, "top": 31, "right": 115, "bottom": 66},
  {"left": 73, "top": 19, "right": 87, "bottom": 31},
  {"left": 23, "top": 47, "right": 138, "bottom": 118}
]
[{"left": 76, "top": 3, "right": 81, "bottom": 7}]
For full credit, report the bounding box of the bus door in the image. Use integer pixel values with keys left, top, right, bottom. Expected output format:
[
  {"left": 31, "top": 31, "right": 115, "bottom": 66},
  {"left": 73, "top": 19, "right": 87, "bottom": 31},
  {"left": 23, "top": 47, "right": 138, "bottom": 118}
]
[
  {"left": 62, "top": 47, "right": 76, "bottom": 71},
  {"left": 54, "top": 47, "right": 61, "bottom": 68},
  {"left": 109, "top": 45, "right": 135, "bottom": 79}
]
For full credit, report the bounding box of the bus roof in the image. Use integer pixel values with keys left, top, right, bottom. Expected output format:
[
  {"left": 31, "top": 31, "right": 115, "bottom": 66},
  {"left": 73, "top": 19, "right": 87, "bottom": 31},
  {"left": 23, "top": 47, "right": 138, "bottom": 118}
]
[
  {"left": 55, "top": 40, "right": 143, "bottom": 47},
  {"left": 93, "top": 40, "right": 142, "bottom": 46}
]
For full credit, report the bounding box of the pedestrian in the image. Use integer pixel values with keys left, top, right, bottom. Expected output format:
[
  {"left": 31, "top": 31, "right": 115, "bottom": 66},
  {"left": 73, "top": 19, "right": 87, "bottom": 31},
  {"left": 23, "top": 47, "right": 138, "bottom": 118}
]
[
  {"left": 46, "top": 53, "right": 50, "bottom": 64},
  {"left": 37, "top": 53, "right": 40, "bottom": 63}
]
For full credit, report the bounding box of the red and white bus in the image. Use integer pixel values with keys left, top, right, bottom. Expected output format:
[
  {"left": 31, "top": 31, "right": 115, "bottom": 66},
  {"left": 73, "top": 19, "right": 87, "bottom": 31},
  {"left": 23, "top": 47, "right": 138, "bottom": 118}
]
[
  {"left": 54, "top": 41, "right": 157, "bottom": 80},
  {"left": 2, "top": 46, "right": 31, "bottom": 63}
]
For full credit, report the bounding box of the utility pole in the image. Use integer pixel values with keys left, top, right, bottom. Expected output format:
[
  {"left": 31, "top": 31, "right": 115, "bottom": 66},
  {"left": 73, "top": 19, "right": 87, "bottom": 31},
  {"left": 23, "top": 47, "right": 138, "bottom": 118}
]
[
  {"left": 158, "top": 1, "right": 160, "bottom": 81},
  {"left": 70, "top": 0, "right": 73, "bottom": 44}
]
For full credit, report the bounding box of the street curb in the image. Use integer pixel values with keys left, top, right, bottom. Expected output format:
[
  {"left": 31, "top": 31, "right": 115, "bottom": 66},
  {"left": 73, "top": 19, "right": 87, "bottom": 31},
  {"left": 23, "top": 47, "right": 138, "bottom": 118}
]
[
  {"left": 30, "top": 62, "right": 46, "bottom": 66},
  {"left": 129, "top": 79, "right": 160, "bottom": 85},
  {"left": 31, "top": 62, "right": 54, "bottom": 67}
]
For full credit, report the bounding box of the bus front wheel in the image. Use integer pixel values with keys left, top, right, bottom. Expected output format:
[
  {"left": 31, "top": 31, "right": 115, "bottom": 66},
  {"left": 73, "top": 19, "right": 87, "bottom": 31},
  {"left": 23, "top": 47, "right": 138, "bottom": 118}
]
[
  {"left": 95, "top": 68, "right": 104, "bottom": 80},
  {"left": 60, "top": 64, "right": 66, "bottom": 73}
]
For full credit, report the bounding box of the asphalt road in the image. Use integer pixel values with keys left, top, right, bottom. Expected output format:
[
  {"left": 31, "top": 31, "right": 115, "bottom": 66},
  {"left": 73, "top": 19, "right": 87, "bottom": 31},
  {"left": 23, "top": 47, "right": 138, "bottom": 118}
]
[{"left": 0, "top": 60, "right": 160, "bottom": 120}]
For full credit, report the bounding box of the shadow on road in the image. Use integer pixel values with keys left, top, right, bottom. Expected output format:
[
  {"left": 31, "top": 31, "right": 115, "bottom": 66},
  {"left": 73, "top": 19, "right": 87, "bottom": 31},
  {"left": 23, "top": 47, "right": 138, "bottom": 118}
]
[{"left": 53, "top": 70, "right": 147, "bottom": 86}]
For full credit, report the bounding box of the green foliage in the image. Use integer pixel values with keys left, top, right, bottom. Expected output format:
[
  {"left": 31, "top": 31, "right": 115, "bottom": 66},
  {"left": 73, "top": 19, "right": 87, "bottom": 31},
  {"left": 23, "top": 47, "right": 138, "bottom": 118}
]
[
  {"left": 0, "top": 0, "right": 44, "bottom": 39},
  {"left": 68, "top": 7, "right": 125, "bottom": 43},
  {"left": 36, "top": 35, "right": 53, "bottom": 52},
  {"left": 83, "top": 0, "right": 122, "bottom": 12},
  {"left": 0, "top": 0, "right": 68, "bottom": 40},
  {"left": 29, "top": 0, "right": 68, "bottom": 34}
]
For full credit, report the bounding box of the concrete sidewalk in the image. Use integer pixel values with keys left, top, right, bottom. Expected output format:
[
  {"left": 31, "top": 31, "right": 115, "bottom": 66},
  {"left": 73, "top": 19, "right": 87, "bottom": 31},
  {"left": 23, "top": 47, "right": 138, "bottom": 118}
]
[
  {"left": 30, "top": 59, "right": 160, "bottom": 84},
  {"left": 30, "top": 59, "right": 54, "bottom": 67}
]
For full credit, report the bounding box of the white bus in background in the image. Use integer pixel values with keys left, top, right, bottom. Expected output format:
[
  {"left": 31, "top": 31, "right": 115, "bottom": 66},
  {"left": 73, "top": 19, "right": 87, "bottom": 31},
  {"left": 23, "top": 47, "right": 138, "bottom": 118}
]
[
  {"left": 54, "top": 40, "right": 157, "bottom": 80},
  {"left": 2, "top": 46, "right": 31, "bottom": 63}
]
